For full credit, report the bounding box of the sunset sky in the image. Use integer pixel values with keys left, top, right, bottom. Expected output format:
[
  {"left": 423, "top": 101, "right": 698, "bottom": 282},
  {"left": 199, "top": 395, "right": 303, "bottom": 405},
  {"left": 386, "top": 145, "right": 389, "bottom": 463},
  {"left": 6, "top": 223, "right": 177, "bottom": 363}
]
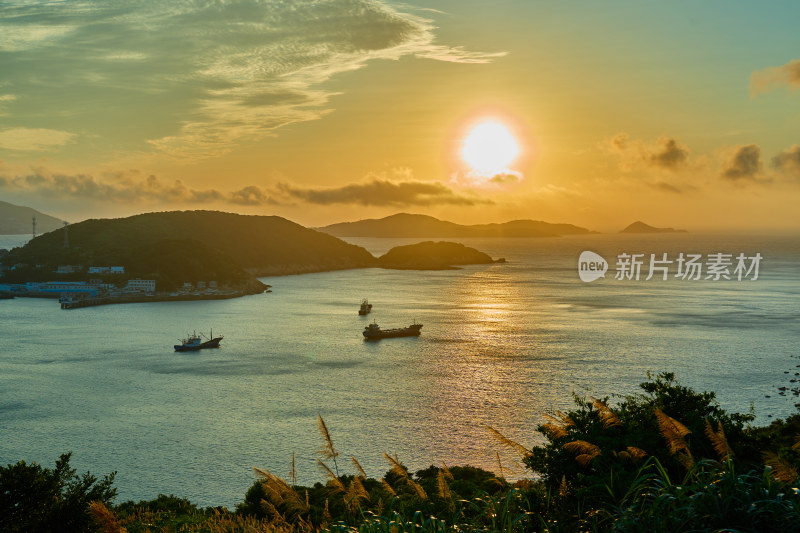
[{"left": 1, "top": 0, "right": 799, "bottom": 231}]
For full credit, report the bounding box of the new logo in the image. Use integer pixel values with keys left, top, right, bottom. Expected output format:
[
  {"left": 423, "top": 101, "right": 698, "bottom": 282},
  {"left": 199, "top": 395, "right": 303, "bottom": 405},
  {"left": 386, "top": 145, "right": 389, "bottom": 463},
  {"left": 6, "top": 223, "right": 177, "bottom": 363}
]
[{"left": 578, "top": 251, "right": 608, "bottom": 282}]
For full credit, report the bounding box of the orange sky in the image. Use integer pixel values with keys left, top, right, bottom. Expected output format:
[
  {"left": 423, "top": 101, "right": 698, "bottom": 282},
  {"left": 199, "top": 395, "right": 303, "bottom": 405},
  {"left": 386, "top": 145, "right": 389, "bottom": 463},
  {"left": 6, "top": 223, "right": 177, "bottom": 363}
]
[{"left": 1, "top": 1, "right": 799, "bottom": 232}]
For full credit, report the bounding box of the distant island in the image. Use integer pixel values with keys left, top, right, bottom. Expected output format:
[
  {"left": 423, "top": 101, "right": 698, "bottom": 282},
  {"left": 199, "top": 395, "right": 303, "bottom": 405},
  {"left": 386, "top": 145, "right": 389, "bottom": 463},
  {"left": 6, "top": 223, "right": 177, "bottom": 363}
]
[
  {"left": 319, "top": 212, "right": 594, "bottom": 238},
  {"left": 0, "top": 200, "right": 65, "bottom": 235},
  {"left": 0, "top": 211, "right": 505, "bottom": 305},
  {"left": 620, "top": 221, "right": 687, "bottom": 234}
]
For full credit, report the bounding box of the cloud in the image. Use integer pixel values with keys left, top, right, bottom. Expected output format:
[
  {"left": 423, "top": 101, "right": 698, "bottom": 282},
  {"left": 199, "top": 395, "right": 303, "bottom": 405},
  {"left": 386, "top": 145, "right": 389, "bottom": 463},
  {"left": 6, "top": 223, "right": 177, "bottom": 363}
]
[
  {"left": 229, "top": 185, "right": 280, "bottom": 206},
  {"left": 750, "top": 59, "right": 800, "bottom": 97},
  {"left": 450, "top": 169, "right": 523, "bottom": 189},
  {"left": 0, "top": 128, "right": 76, "bottom": 151},
  {"left": 0, "top": 0, "right": 503, "bottom": 160},
  {"left": 649, "top": 138, "right": 689, "bottom": 169},
  {"left": 0, "top": 166, "right": 484, "bottom": 207},
  {"left": 0, "top": 167, "right": 225, "bottom": 204},
  {"left": 276, "top": 179, "right": 491, "bottom": 206},
  {"left": 771, "top": 145, "right": 800, "bottom": 178},
  {"left": 721, "top": 145, "right": 762, "bottom": 181},
  {"left": 605, "top": 134, "right": 690, "bottom": 171}
]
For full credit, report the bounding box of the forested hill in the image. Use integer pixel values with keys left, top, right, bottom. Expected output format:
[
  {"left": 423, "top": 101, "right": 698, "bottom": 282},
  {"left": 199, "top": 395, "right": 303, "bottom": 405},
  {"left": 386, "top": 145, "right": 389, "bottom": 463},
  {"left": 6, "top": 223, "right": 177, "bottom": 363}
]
[
  {"left": 319, "top": 212, "right": 593, "bottom": 238},
  {"left": 2, "top": 211, "right": 377, "bottom": 285},
  {"left": 0, "top": 200, "right": 65, "bottom": 235}
]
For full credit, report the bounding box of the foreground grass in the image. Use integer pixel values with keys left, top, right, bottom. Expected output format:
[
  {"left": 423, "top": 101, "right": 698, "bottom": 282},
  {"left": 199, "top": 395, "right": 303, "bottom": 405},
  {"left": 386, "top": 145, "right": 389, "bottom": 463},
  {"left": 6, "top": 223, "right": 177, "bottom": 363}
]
[{"left": 6, "top": 372, "right": 800, "bottom": 532}]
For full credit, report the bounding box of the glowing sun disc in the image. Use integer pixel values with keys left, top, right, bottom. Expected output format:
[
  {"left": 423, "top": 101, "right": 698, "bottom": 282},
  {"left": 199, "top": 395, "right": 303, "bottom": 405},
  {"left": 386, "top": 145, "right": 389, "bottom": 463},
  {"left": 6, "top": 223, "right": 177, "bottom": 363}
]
[{"left": 461, "top": 122, "right": 519, "bottom": 175}]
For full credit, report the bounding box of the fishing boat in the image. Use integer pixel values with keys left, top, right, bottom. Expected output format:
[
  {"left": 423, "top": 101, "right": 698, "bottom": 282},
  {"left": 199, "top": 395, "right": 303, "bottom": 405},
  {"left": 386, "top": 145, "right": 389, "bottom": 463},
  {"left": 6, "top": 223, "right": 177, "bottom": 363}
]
[
  {"left": 363, "top": 321, "right": 422, "bottom": 340},
  {"left": 358, "top": 299, "right": 373, "bottom": 315},
  {"left": 174, "top": 330, "right": 223, "bottom": 351}
]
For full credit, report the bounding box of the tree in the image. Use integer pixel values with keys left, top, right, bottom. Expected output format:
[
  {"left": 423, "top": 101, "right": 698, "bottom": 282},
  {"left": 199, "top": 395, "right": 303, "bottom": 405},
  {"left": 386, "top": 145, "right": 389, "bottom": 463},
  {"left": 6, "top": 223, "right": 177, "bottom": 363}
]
[{"left": 0, "top": 452, "right": 116, "bottom": 533}]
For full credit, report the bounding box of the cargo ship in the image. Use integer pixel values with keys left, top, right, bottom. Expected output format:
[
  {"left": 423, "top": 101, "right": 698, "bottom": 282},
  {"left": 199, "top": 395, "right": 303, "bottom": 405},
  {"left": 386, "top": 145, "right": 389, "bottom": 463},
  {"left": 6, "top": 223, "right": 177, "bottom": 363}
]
[{"left": 362, "top": 321, "right": 422, "bottom": 340}]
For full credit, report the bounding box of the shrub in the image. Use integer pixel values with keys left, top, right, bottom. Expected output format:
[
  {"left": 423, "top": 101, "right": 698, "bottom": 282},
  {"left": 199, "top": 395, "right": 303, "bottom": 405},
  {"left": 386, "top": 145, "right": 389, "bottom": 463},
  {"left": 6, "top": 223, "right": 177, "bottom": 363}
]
[{"left": 0, "top": 452, "right": 116, "bottom": 533}]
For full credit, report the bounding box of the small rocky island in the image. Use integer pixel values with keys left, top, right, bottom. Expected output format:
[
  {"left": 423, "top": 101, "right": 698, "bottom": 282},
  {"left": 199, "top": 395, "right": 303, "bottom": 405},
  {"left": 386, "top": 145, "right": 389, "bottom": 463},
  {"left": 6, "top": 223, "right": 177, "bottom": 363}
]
[
  {"left": 377, "top": 241, "right": 502, "bottom": 270},
  {"left": 620, "top": 221, "right": 687, "bottom": 234}
]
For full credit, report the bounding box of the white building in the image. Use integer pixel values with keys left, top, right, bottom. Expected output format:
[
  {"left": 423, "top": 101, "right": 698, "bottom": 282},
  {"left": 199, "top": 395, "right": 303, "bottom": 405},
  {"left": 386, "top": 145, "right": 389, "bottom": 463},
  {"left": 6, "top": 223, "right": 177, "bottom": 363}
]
[{"left": 125, "top": 279, "right": 156, "bottom": 293}]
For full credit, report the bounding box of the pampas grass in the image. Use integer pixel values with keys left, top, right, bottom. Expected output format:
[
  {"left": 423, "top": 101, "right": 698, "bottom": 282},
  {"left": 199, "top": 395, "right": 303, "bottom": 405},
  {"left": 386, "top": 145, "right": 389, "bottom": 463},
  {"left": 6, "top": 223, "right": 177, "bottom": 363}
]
[
  {"left": 317, "top": 414, "right": 340, "bottom": 478},
  {"left": 485, "top": 425, "right": 530, "bottom": 457}
]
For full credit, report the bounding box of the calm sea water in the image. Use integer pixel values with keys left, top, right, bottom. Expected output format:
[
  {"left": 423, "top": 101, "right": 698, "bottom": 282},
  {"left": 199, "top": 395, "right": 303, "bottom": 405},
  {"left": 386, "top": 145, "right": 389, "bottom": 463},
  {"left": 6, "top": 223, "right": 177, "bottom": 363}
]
[{"left": 1, "top": 233, "right": 799, "bottom": 507}]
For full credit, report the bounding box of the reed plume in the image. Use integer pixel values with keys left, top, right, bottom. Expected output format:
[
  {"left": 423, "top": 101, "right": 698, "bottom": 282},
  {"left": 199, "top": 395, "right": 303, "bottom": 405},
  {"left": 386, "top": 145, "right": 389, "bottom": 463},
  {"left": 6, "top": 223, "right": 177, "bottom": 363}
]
[
  {"left": 383, "top": 453, "right": 427, "bottom": 500},
  {"left": 88, "top": 501, "right": 127, "bottom": 533},
  {"left": 654, "top": 408, "right": 694, "bottom": 468},
  {"left": 322, "top": 499, "right": 331, "bottom": 524},
  {"left": 436, "top": 470, "right": 454, "bottom": 512},
  {"left": 345, "top": 475, "right": 370, "bottom": 511},
  {"left": 485, "top": 425, "right": 531, "bottom": 457},
  {"left": 626, "top": 446, "right": 647, "bottom": 462},
  {"left": 495, "top": 451, "right": 505, "bottom": 480},
  {"left": 563, "top": 440, "right": 602, "bottom": 466},
  {"left": 252, "top": 466, "right": 308, "bottom": 517},
  {"left": 380, "top": 478, "right": 397, "bottom": 497},
  {"left": 317, "top": 414, "right": 340, "bottom": 477},
  {"left": 555, "top": 410, "right": 576, "bottom": 426},
  {"left": 704, "top": 419, "right": 733, "bottom": 461},
  {"left": 441, "top": 461, "right": 454, "bottom": 482},
  {"left": 542, "top": 411, "right": 575, "bottom": 439},
  {"left": 542, "top": 422, "right": 568, "bottom": 440},
  {"left": 316, "top": 459, "right": 345, "bottom": 493},
  {"left": 290, "top": 451, "right": 297, "bottom": 486},
  {"left": 384, "top": 452, "right": 406, "bottom": 478},
  {"left": 764, "top": 451, "right": 799, "bottom": 483},
  {"left": 436, "top": 470, "right": 452, "bottom": 500},
  {"left": 590, "top": 396, "right": 621, "bottom": 428},
  {"left": 351, "top": 456, "right": 367, "bottom": 479}
]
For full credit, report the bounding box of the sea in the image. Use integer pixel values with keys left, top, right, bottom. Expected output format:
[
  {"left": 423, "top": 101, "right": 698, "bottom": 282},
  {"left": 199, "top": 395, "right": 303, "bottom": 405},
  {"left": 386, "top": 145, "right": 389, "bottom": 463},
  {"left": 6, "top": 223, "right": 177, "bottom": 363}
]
[{"left": 1, "top": 232, "right": 799, "bottom": 508}]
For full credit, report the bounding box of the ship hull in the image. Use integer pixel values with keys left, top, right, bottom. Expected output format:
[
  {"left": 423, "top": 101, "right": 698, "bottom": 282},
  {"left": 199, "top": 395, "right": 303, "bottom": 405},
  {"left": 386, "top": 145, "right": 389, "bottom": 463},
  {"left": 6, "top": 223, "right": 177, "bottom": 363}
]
[
  {"left": 363, "top": 325, "right": 422, "bottom": 340},
  {"left": 174, "top": 336, "right": 223, "bottom": 351}
]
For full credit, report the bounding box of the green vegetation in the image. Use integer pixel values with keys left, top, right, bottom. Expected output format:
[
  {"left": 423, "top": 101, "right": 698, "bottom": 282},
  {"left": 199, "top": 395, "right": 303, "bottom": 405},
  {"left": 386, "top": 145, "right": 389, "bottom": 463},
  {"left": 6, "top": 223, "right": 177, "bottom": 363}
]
[
  {"left": 0, "top": 453, "right": 116, "bottom": 533},
  {"left": 5, "top": 373, "right": 800, "bottom": 532}
]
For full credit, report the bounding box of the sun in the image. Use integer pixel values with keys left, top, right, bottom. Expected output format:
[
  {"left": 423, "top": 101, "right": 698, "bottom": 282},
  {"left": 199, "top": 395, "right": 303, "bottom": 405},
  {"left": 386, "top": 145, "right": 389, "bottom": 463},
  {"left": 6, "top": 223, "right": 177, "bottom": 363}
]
[{"left": 461, "top": 121, "right": 520, "bottom": 176}]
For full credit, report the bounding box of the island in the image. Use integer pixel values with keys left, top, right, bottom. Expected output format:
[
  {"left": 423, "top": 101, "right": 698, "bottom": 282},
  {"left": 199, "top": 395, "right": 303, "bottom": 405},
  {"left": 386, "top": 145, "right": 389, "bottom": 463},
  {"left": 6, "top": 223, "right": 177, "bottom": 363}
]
[
  {"left": 620, "top": 221, "right": 687, "bottom": 234},
  {"left": 377, "top": 241, "right": 502, "bottom": 270},
  {"left": 0, "top": 211, "right": 506, "bottom": 308},
  {"left": 319, "top": 212, "right": 594, "bottom": 238}
]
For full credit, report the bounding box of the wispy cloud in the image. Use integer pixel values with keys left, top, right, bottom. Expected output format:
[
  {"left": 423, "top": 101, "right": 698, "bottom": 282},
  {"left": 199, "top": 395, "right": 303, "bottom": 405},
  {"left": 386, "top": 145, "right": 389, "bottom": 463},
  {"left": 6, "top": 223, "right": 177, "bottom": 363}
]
[
  {"left": 750, "top": 59, "right": 800, "bottom": 97},
  {"left": 605, "top": 134, "right": 690, "bottom": 171},
  {"left": 0, "top": 128, "right": 76, "bottom": 151},
  {"left": 0, "top": 0, "right": 503, "bottom": 159}
]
